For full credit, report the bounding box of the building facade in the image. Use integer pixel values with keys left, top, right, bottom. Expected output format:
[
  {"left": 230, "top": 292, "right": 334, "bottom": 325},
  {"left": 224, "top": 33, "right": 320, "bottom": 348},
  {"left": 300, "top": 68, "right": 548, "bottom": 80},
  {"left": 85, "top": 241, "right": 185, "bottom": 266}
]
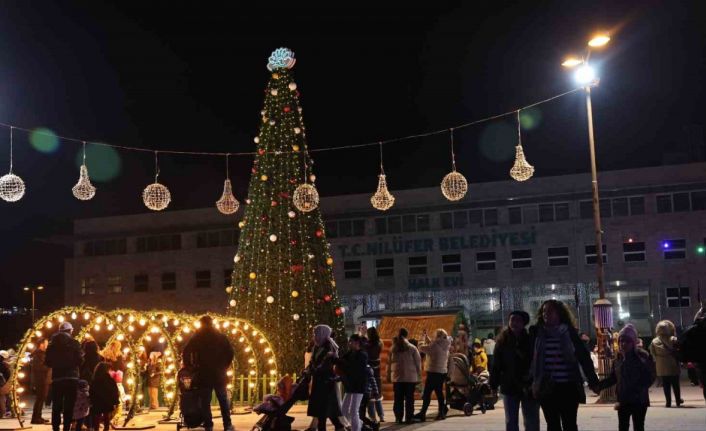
[{"left": 65, "top": 163, "right": 706, "bottom": 337}]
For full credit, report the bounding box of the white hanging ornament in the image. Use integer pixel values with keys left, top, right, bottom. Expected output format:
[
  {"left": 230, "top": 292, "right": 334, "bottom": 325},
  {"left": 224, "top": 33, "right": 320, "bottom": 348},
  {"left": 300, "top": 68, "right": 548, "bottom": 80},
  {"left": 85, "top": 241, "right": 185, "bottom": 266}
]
[
  {"left": 440, "top": 129, "right": 468, "bottom": 201},
  {"left": 288, "top": 82, "right": 297, "bottom": 91},
  {"left": 266, "top": 296, "right": 275, "bottom": 304},
  {"left": 72, "top": 164, "right": 97, "bottom": 201},
  {"left": 229, "top": 299, "right": 236, "bottom": 307},
  {"left": 509, "top": 111, "right": 535, "bottom": 182},
  {"left": 233, "top": 254, "right": 241, "bottom": 263},
  {"left": 370, "top": 143, "right": 395, "bottom": 211},
  {"left": 143, "top": 152, "right": 171, "bottom": 211},
  {"left": 292, "top": 314, "right": 300, "bottom": 321},
  {"left": 287, "top": 211, "right": 296, "bottom": 219},
  {"left": 293, "top": 183, "right": 319, "bottom": 212},
  {"left": 269, "top": 234, "right": 278, "bottom": 242},
  {"left": 0, "top": 127, "right": 25, "bottom": 203},
  {"left": 216, "top": 179, "right": 240, "bottom": 215}
]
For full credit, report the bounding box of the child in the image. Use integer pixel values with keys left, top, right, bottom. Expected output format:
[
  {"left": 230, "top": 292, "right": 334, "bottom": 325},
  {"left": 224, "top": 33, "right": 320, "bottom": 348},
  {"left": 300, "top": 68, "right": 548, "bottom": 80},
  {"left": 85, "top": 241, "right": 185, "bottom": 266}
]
[
  {"left": 360, "top": 365, "right": 380, "bottom": 431},
  {"left": 146, "top": 352, "right": 163, "bottom": 409},
  {"left": 73, "top": 380, "right": 90, "bottom": 430},
  {"left": 596, "top": 325, "right": 656, "bottom": 431},
  {"left": 90, "top": 363, "right": 120, "bottom": 431},
  {"left": 337, "top": 334, "right": 368, "bottom": 431}
]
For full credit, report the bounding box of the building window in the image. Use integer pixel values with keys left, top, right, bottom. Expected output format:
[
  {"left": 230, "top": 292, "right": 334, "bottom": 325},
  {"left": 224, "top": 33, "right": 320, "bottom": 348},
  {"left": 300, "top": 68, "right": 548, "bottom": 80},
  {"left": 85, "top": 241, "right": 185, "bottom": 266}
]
[
  {"left": 134, "top": 275, "right": 149, "bottom": 292},
  {"left": 224, "top": 269, "right": 232, "bottom": 287},
  {"left": 673, "top": 192, "right": 691, "bottom": 212},
  {"left": 484, "top": 209, "right": 498, "bottom": 226},
  {"left": 442, "top": 254, "right": 462, "bottom": 273},
  {"left": 196, "top": 230, "right": 237, "bottom": 248},
  {"left": 476, "top": 252, "right": 496, "bottom": 271},
  {"left": 656, "top": 195, "right": 673, "bottom": 213},
  {"left": 331, "top": 219, "right": 366, "bottom": 238},
  {"left": 83, "top": 238, "right": 127, "bottom": 257},
  {"left": 511, "top": 249, "right": 532, "bottom": 269},
  {"left": 107, "top": 276, "right": 123, "bottom": 294},
  {"left": 691, "top": 191, "right": 706, "bottom": 211},
  {"left": 585, "top": 245, "right": 607, "bottom": 265},
  {"left": 599, "top": 199, "right": 612, "bottom": 218},
  {"left": 161, "top": 272, "right": 177, "bottom": 290},
  {"left": 80, "top": 277, "right": 97, "bottom": 295},
  {"left": 344, "top": 261, "right": 362, "bottom": 279},
  {"left": 455, "top": 211, "right": 469, "bottom": 229},
  {"left": 388, "top": 217, "right": 402, "bottom": 234},
  {"left": 195, "top": 270, "right": 211, "bottom": 289},
  {"left": 523, "top": 206, "right": 538, "bottom": 223},
  {"left": 352, "top": 220, "right": 365, "bottom": 236},
  {"left": 440, "top": 213, "right": 453, "bottom": 230},
  {"left": 555, "top": 203, "right": 570, "bottom": 221},
  {"left": 662, "top": 239, "right": 686, "bottom": 260},
  {"left": 416, "top": 215, "right": 430, "bottom": 231},
  {"left": 375, "top": 218, "right": 387, "bottom": 235},
  {"left": 375, "top": 258, "right": 394, "bottom": 278},
  {"left": 579, "top": 201, "right": 593, "bottom": 219},
  {"left": 325, "top": 221, "right": 338, "bottom": 238},
  {"left": 508, "top": 207, "right": 522, "bottom": 225},
  {"left": 539, "top": 204, "right": 554, "bottom": 222},
  {"left": 402, "top": 215, "right": 416, "bottom": 232},
  {"left": 612, "top": 198, "right": 628, "bottom": 217},
  {"left": 548, "top": 247, "right": 569, "bottom": 267},
  {"left": 666, "top": 287, "right": 690, "bottom": 308},
  {"left": 408, "top": 256, "right": 428, "bottom": 276},
  {"left": 138, "top": 234, "right": 182, "bottom": 252},
  {"left": 629, "top": 196, "right": 645, "bottom": 215},
  {"left": 623, "top": 242, "right": 646, "bottom": 262}
]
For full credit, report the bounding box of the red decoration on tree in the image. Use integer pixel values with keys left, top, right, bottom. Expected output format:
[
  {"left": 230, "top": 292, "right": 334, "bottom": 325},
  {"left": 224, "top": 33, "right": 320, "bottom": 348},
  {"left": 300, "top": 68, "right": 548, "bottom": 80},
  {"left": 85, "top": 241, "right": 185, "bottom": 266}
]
[
  {"left": 335, "top": 307, "right": 343, "bottom": 316},
  {"left": 315, "top": 230, "right": 323, "bottom": 238},
  {"left": 258, "top": 149, "right": 266, "bottom": 155},
  {"left": 252, "top": 168, "right": 257, "bottom": 174},
  {"left": 290, "top": 239, "right": 297, "bottom": 245},
  {"left": 279, "top": 192, "right": 290, "bottom": 199},
  {"left": 324, "top": 294, "right": 332, "bottom": 302},
  {"left": 271, "top": 200, "right": 278, "bottom": 207},
  {"left": 283, "top": 106, "right": 291, "bottom": 113}
]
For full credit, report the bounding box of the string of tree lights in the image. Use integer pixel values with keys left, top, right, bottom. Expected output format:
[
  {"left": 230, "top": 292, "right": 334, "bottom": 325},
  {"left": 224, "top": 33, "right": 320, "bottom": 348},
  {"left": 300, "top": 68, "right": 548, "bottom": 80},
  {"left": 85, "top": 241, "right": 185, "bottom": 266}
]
[{"left": 0, "top": 47, "right": 584, "bottom": 212}]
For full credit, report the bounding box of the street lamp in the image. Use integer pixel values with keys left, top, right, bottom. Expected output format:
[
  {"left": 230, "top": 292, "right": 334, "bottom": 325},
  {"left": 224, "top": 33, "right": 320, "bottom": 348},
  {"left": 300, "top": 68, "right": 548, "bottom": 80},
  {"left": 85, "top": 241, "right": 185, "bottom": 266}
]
[
  {"left": 562, "top": 33, "right": 613, "bottom": 401},
  {"left": 23, "top": 285, "right": 44, "bottom": 323}
]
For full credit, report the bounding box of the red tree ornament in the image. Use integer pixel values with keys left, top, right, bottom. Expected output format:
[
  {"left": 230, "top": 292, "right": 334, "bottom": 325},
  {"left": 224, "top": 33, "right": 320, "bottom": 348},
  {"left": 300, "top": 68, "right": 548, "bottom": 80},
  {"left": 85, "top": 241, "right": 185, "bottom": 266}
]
[
  {"left": 324, "top": 294, "right": 332, "bottom": 302},
  {"left": 315, "top": 230, "right": 323, "bottom": 238},
  {"left": 283, "top": 106, "right": 291, "bottom": 113}
]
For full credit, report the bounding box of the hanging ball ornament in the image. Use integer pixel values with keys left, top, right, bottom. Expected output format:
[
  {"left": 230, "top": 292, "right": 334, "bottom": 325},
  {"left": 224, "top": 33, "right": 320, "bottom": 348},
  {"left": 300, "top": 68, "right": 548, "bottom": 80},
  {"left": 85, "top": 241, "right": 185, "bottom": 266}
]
[
  {"left": 233, "top": 254, "right": 240, "bottom": 263},
  {"left": 269, "top": 234, "right": 278, "bottom": 242},
  {"left": 72, "top": 164, "right": 97, "bottom": 201},
  {"left": 326, "top": 257, "right": 334, "bottom": 265},
  {"left": 371, "top": 174, "right": 395, "bottom": 211},
  {"left": 0, "top": 173, "right": 25, "bottom": 202},
  {"left": 293, "top": 183, "right": 319, "bottom": 212},
  {"left": 238, "top": 221, "right": 246, "bottom": 228},
  {"left": 288, "top": 211, "right": 296, "bottom": 219},
  {"left": 266, "top": 296, "right": 274, "bottom": 304},
  {"left": 324, "top": 294, "right": 332, "bottom": 302},
  {"left": 294, "top": 127, "right": 301, "bottom": 134},
  {"left": 309, "top": 174, "right": 316, "bottom": 182},
  {"left": 291, "top": 290, "right": 299, "bottom": 298},
  {"left": 254, "top": 136, "right": 260, "bottom": 143},
  {"left": 143, "top": 182, "right": 171, "bottom": 211},
  {"left": 292, "top": 145, "right": 300, "bottom": 152},
  {"left": 288, "top": 82, "right": 297, "bottom": 91},
  {"left": 229, "top": 299, "right": 236, "bottom": 307},
  {"left": 270, "top": 89, "right": 278, "bottom": 96},
  {"left": 249, "top": 272, "right": 257, "bottom": 280},
  {"left": 509, "top": 145, "right": 535, "bottom": 181},
  {"left": 292, "top": 314, "right": 300, "bottom": 321},
  {"left": 261, "top": 175, "right": 268, "bottom": 181},
  {"left": 315, "top": 229, "right": 323, "bottom": 238},
  {"left": 216, "top": 179, "right": 240, "bottom": 215},
  {"left": 440, "top": 170, "right": 468, "bottom": 201},
  {"left": 335, "top": 307, "right": 344, "bottom": 316}
]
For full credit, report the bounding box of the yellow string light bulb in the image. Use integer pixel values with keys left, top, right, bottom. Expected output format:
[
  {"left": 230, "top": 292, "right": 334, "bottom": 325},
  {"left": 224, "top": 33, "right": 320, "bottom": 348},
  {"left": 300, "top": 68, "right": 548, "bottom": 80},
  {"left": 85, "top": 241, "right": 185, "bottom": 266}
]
[{"left": 509, "top": 110, "right": 535, "bottom": 181}]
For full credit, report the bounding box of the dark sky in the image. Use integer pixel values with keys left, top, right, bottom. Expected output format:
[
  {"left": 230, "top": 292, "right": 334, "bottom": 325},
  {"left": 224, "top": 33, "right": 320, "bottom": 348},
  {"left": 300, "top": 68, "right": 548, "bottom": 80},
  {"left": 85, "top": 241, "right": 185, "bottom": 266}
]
[{"left": 0, "top": 1, "right": 705, "bottom": 310}]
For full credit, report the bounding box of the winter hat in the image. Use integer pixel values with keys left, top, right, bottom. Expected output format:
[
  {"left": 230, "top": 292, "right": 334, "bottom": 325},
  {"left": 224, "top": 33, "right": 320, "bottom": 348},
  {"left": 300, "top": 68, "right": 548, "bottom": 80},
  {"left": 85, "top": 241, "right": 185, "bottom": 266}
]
[
  {"left": 618, "top": 324, "right": 638, "bottom": 342},
  {"left": 59, "top": 322, "right": 74, "bottom": 332},
  {"left": 0, "top": 350, "right": 9, "bottom": 359},
  {"left": 473, "top": 338, "right": 482, "bottom": 346}
]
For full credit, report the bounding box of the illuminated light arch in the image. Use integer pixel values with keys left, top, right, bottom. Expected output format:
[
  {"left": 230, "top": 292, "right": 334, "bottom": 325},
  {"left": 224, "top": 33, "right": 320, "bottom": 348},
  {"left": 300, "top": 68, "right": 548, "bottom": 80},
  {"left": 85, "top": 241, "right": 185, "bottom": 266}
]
[{"left": 10, "top": 306, "right": 134, "bottom": 428}]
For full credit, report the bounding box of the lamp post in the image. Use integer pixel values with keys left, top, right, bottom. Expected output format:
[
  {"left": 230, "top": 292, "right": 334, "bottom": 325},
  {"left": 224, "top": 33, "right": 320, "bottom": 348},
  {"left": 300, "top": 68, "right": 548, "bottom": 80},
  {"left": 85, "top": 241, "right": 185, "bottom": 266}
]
[
  {"left": 23, "top": 285, "right": 44, "bottom": 323},
  {"left": 563, "top": 33, "right": 614, "bottom": 402}
]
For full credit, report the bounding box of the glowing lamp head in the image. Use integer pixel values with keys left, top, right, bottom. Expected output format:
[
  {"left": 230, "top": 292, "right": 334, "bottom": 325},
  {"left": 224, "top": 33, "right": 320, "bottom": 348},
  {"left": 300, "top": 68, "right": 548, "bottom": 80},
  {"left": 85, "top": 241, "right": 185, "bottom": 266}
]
[
  {"left": 588, "top": 34, "right": 610, "bottom": 48},
  {"left": 574, "top": 65, "right": 596, "bottom": 85},
  {"left": 561, "top": 57, "right": 583, "bottom": 68}
]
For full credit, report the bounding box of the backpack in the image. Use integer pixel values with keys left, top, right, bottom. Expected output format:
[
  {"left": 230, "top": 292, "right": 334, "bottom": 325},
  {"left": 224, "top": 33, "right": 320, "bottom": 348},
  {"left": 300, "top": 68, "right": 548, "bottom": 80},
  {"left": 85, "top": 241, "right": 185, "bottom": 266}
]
[{"left": 677, "top": 321, "right": 706, "bottom": 363}]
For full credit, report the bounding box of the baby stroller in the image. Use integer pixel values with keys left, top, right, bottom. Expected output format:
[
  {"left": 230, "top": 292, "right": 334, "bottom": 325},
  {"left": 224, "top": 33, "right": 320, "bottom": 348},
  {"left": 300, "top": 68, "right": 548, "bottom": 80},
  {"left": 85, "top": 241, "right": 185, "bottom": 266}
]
[
  {"left": 251, "top": 372, "right": 311, "bottom": 431},
  {"left": 176, "top": 366, "right": 204, "bottom": 430},
  {"left": 446, "top": 354, "right": 496, "bottom": 416}
]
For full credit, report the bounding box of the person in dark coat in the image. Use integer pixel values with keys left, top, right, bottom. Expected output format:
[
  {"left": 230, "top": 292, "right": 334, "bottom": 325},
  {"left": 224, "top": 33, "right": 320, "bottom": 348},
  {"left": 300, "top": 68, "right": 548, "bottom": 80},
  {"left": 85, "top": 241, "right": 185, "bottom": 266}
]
[
  {"left": 529, "top": 300, "right": 598, "bottom": 431},
  {"left": 337, "top": 334, "right": 368, "bottom": 431},
  {"left": 182, "top": 315, "right": 235, "bottom": 431},
  {"left": 0, "top": 351, "right": 11, "bottom": 419},
  {"left": 596, "top": 325, "right": 656, "bottom": 431},
  {"left": 306, "top": 324, "right": 344, "bottom": 431},
  {"left": 364, "top": 327, "right": 384, "bottom": 422},
  {"left": 90, "top": 362, "right": 120, "bottom": 431},
  {"left": 79, "top": 340, "right": 103, "bottom": 384},
  {"left": 491, "top": 310, "right": 539, "bottom": 431},
  {"left": 44, "top": 322, "right": 83, "bottom": 431},
  {"left": 31, "top": 338, "right": 51, "bottom": 424}
]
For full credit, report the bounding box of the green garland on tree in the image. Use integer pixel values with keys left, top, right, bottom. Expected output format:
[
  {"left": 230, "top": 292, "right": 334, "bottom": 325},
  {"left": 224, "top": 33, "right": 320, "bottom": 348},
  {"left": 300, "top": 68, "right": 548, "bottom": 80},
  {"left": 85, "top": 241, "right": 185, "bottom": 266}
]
[{"left": 228, "top": 48, "right": 345, "bottom": 373}]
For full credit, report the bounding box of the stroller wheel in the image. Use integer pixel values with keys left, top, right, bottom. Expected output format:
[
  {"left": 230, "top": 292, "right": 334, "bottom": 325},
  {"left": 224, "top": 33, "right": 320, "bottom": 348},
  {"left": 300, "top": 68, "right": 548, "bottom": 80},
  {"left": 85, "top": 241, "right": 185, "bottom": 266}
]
[
  {"left": 463, "top": 403, "right": 473, "bottom": 416},
  {"left": 480, "top": 403, "right": 487, "bottom": 414}
]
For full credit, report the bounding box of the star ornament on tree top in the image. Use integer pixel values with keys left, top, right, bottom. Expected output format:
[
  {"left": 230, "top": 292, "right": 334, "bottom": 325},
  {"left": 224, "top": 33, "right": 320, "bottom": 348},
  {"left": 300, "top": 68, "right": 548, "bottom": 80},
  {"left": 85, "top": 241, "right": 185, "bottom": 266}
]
[{"left": 267, "top": 47, "right": 296, "bottom": 71}]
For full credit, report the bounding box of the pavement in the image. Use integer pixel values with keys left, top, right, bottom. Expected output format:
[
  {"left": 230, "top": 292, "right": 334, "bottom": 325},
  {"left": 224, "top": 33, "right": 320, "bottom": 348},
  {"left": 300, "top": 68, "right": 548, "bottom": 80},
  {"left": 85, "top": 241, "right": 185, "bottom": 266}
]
[{"left": 1, "top": 384, "right": 704, "bottom": 431}]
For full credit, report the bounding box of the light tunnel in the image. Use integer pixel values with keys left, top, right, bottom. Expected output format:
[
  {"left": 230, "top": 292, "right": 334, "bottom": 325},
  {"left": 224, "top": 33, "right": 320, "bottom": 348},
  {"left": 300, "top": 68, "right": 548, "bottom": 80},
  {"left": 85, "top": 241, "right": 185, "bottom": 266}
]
[{"left": 10, "top": 306, "right": 278, "bottom": 428}]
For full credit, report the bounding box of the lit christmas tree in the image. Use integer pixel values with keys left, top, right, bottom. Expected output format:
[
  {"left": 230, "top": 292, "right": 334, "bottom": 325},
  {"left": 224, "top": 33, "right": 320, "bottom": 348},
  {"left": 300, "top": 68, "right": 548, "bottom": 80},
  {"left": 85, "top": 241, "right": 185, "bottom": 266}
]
[{"left": 228, "top": 48, "right": 345, "bottom": 372}]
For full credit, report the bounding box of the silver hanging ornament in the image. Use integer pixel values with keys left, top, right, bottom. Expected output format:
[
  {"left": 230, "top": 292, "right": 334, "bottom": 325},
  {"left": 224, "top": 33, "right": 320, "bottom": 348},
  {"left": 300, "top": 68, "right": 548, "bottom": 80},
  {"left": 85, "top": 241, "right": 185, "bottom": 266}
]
[
  {"left": 370, "top": 143, "right": 395, "bottom": 211},
  {"left": 440, "top": 128, "right": 468, "bottom": 201},
  {"left": 216, "top": 155, "right": 239, "bottom": 215},
  {"left": 143, "top": 151, "right": 171, "bottom": 211},
  {"left": 509, "top": 111, "right": 535, "bottom": 182},
  {"left": 0, "top": 127, "right": 25, "bottom": 202},
  {"left": 72, "top": 142, "right": 96, "bottom": 201}
]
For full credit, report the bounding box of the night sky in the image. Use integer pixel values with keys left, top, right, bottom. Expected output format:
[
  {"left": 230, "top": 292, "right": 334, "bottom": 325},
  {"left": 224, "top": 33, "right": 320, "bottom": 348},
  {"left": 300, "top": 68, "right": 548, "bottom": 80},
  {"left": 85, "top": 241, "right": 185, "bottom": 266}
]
[{"left": 0, "top": 1, "right": 704, "bottom": 313}]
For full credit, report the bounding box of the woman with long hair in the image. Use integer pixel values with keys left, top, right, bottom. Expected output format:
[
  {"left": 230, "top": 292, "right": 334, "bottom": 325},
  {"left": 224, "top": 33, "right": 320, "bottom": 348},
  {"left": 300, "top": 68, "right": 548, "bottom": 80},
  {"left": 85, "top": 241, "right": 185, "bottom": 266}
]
[
  {"left": 365, "top": 326, "right": 384, "bottom": 422},
  {"left": 649, "top": 320, "right": 683, "bottom": 407},
  {"left": 306, "top": 325, "right": 344, "bottom": 431},
  {"left": 388, "top": 328, "right": 421, "bottom": 424},
  {"left": 90, "top": 362, "right": 120, "bottom": 431},
  {"left": 529, "top": 300, "right": 598, "bottom": 431}
]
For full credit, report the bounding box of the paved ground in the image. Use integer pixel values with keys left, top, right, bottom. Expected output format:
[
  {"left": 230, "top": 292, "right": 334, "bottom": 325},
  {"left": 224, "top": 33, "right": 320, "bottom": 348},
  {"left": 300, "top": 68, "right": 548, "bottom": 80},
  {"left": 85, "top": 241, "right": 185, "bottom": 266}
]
[{"left": 2, "top": 384, "right": 704, "bottom": 431}]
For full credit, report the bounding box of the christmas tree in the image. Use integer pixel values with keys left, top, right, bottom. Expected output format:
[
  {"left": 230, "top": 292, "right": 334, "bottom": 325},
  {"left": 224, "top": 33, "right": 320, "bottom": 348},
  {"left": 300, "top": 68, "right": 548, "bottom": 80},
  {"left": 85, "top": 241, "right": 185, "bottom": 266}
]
[{"left": 228, "top": 48, "right": 345, "bottom": 373}]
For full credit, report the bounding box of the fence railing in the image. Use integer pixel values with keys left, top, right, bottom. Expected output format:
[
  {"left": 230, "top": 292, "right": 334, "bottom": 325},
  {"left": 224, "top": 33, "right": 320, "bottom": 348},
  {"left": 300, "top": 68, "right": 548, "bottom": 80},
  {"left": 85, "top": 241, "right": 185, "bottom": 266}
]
[{"left": 230, "top": 373, "right": 298, "bottom": 407}]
